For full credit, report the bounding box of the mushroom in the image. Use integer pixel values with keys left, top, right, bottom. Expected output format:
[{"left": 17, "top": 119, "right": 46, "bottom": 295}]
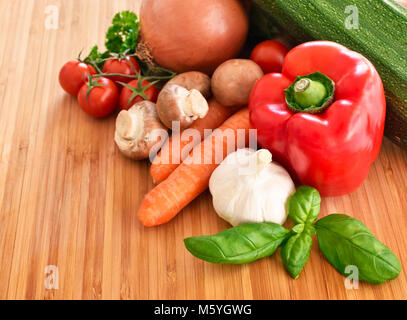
[
  {"left": 156, "top": 84, "right": 209, "bottom": 130},
  {"left": 115, "top": 101, "right": 168, "bottom": 160},
  {"left": 211, "top": 59, "right": 264, "bottom": 107},
  {"left": 166, "top": 71, "right": 212, "bottom": 99}
]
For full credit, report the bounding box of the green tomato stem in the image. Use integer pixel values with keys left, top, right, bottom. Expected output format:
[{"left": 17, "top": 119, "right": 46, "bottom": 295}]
[{"left": 91, "top": 73, "right": 175, "bottom": 82}]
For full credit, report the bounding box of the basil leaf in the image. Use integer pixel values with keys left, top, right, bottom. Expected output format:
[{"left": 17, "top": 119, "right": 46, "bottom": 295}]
[
  {"left": 281, "top": 227, "right": 313, "bottom": 279},
  {"left": 291, "top": 223, "right": 305, "bottom": 234},
  {"left": 184, "top": 223, "right": 289, "bottom": 264},
  {"left": 315, "top": 214, "right": 401, "bottom": 284},
  {"left": 289, "top": 186, "right": 321, "bottom": 225}
]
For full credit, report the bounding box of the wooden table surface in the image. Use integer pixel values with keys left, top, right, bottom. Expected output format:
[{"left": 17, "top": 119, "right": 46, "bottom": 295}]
[{"left": 1, "top": 0, "right": 407, "bottom": 300}]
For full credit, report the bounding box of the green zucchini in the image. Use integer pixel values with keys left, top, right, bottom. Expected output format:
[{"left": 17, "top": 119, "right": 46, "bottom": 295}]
[{"left": 252, "top": 0, "right": 407, "bottom": 148}]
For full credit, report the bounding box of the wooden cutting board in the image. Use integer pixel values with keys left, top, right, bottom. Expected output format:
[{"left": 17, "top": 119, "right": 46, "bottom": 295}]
[{"left": 1, "top": 0, "right": 406, "bottom": 300}]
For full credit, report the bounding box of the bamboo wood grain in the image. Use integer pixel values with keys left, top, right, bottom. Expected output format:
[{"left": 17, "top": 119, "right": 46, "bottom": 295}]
[{"left": 0, "top": 0, "right": 406, "bottom": 300}]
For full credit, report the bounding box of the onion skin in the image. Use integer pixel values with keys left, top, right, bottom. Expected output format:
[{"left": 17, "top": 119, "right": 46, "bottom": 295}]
[{"left": 140, "top": 0, "right": 249, "bottom": 74}]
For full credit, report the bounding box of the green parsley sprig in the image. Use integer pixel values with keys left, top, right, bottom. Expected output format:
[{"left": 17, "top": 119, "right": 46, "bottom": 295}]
[
  {"left": 81, "top": 11, "right": 176, "bottom": 84},
  {"left": 83, "top": 11, "right": 140, "bottom": 70}
]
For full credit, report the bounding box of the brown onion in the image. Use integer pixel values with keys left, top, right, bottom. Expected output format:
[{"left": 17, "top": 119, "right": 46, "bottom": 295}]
[{"left": 139, "top": 0, "right": 249, "bottom": 75}]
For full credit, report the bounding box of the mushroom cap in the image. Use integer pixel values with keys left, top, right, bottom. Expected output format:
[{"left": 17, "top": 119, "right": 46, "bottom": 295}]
[{"left": 211, "top": 59, "right": 264, "bottom": 107}]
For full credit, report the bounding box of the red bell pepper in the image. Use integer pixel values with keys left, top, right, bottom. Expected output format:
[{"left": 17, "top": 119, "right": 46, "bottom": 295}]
[{"left": 249, "top": 41, "right": 386, "bottom": 196}]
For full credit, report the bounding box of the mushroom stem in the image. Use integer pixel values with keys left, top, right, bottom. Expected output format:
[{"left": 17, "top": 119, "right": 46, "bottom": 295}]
[
  {"left": 256, "top": 149, "right": 272, "bottom": 173},
  {"left": 116, "top": 109, "right": 143, "bottom": 141},
  {"left": 183, "top": 89, "right": 209, "bottom": 118}
]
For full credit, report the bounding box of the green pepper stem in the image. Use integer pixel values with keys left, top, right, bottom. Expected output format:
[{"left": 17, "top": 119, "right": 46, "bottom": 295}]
[
  {"left": 285, "top": 72, "right": 335, "bottom": 114},
  {"left": 294, "top": 79, "right": 311, "bottom": 93},
  {"left": 294, "top": 78, "right": 327, "bottom": 108}
]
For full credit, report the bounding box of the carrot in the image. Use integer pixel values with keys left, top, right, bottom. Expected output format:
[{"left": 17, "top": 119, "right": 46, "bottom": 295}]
[
  {"left": 150, "top": 98, "right": 234, "bottom": 184},
  {"left": 138, "top": 108, "right": 251, "bottom": 227}
]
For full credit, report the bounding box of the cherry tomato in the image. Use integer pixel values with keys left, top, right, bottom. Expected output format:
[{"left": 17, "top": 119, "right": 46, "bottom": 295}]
[
  {"left": 77, "top": 77, "right": 119, "bottom": 118},
  {"left": 102, "top": 56, "right": 140, "bottom": 84},
  {"left": 250, "top": 40, "right": 289, "bottom": 74},
  {"left": 119, "top": 80, "right": 159, "bottom": 110},
  {"left": 59, "top": 61, "right": 96, "bottom": 96}
]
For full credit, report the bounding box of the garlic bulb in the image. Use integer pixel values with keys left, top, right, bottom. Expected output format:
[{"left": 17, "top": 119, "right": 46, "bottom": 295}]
[{"left": 209, "top": 149, "right": 295, "bottom": 226}]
